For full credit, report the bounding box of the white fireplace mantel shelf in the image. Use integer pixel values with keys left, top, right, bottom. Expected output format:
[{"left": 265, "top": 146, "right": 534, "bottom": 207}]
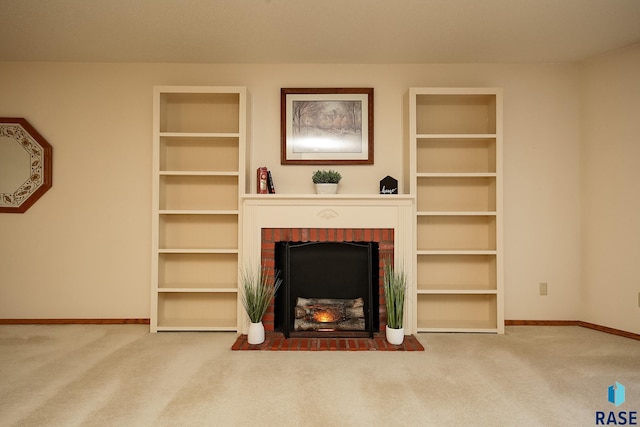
[
  {"left": 242, "top": 193, "right": 415, "bottom": 201},
  {"left": 241, "top": 194, "right": 415, "bottom": 230},
  {"left": 241, "top": 193, "right": 416, "bottom": 333}
]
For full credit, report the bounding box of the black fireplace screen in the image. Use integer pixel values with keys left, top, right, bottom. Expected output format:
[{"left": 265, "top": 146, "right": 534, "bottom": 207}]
[{"left": 275, "top": 241, "right": 379, "bottom": 338}]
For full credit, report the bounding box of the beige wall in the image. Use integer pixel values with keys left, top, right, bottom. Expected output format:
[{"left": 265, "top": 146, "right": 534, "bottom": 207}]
[
  {"left": 580, "top": 44, "right": 640, "bottom": 334},
  {"left": 0, "top": 62, "right": 582, "bottom": 323}
]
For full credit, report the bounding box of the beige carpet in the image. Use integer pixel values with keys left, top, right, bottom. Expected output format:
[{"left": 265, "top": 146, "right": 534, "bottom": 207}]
[{"left": 1, "top": 325, "right": 638, "bottom": 426}]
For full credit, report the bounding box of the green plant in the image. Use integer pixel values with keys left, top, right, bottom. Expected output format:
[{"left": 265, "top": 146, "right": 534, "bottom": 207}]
[
  {"left": 312, "top": 169, "right": 342, "bottom": 184},
  {"left": 240, "top": 266, "right": 282, "bottom": 323},
  {"left": 383, "top": 261, "right": 407, "bottom": 329}
]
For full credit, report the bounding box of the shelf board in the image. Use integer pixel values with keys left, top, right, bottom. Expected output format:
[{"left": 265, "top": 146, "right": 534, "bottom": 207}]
[
  {"left": 417, "top": 173, "right": 496, "bottom": 178},
  {"left": 417, "top": 211, "right": 496, "bottom": 216},
  {"left": 157, "top": 288, "right": 238, "bottom": 293},
  {"left": 416, "top": 133, "right": 497, "bottom": 139},
  {"left": 157, "top": 326, "right": 237, "bottom": 332},
  {"left": 418, "top": 250, "right": 497, "bottom": 255},
  {"left": 159, "top": 132, "right": 240, "bottom": 138},
  {"left": 159, "top": 171, "right": 239, "bottom": 176},
  {"left": 158, "top": 249, "right": 239, "bottom": 254},
  {"left": 417, "top": 327, "right": 498, "bottom": 334},
  {"left": 417, "top": 289, "right": 497, "bottom": 295},
  {"left": 156, "top": 320, "right": 237, "bottom": 332},
  {"left": 158, "top": 210, "right": 239, "bottom": 215}
]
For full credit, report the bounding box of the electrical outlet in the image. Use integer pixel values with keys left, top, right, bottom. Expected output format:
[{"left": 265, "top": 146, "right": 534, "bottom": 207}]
[{"left": 539, "top": 282, "right": 548, "bottom": 296}]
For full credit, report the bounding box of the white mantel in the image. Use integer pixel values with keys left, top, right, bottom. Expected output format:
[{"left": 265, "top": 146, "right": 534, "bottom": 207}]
[{"left": 241, "top": 194, "right": 415, "bottom": 333}]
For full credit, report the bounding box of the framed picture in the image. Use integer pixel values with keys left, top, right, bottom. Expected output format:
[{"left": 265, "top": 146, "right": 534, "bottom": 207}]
[{"left": 281, "top": 88, "right": 373, "bottom": 164}]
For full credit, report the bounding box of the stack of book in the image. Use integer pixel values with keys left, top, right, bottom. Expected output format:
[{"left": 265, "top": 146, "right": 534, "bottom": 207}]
[{"left": 257, "top": 167, "right": 276, "bottom": 194}]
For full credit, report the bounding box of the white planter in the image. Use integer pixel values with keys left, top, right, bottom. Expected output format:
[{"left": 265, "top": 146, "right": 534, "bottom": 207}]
[
  {"left": 247, "top": 321, "right": 265, "bottom": 345},
  {"left": 315, "top": 183, "right": 339, "bottom": 194},
  {"left": 386, "top": 326, "right": 405, "bottom": 345}
]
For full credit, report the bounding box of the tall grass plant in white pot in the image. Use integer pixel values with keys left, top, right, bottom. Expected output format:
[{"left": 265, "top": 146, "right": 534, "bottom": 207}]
[
  {"left": 240, "top": 266, "right": 282, "bottom": 344},
  {"left": 383, "top": 261, "right": 407, "bottom": 345}
]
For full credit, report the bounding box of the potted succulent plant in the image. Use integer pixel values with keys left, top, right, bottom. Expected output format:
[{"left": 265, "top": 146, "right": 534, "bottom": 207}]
[
  {"left": 312, "top": 169, "right": 342, "bottom": 194},
  {"left": 383, "top": 261, "right": 407, "bottom": 345},
  {"left": 240, "top": 266, "right": 282, "bottom": 344}
]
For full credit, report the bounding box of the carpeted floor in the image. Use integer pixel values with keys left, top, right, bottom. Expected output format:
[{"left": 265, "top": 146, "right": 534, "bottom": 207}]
[{"left": 1, "top": 325, "right": 639, "bottom": 426}]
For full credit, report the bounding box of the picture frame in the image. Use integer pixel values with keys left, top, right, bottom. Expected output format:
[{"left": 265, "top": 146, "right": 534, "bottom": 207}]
[{"left": 281, "top": 88, "right": 374, "bottom": 165}]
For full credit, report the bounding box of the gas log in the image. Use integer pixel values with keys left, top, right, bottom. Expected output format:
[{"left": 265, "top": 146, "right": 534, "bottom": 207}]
[{"left": 294, "top": 297, "right": 366, "bottom": 331}]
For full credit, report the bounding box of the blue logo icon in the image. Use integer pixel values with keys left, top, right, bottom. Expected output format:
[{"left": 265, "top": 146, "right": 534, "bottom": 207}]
[{"left": 609, "top": 382, "right": 626, "bottom": 407}]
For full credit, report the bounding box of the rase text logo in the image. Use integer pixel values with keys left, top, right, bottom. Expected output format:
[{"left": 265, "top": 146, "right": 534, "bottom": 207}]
[{"left": 596, "top": 382, "right": 637, "bottom": 425}]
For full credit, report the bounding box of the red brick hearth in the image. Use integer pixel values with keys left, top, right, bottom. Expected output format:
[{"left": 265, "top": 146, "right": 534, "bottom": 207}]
[
  {"left": 260, "top": 227, "right": 394, "bottom": 332},
  {"left": 231, "top": 332, "right": 425, "bottom": 351}
]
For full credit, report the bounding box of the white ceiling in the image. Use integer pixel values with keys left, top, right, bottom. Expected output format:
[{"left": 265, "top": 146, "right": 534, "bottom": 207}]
[{"left": 2, "top": 0, "right": 640, "bottom": 64}]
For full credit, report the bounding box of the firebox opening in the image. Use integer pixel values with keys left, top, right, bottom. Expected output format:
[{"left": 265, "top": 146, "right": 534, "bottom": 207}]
[
  {"left": 295, "top": 297, "right": 365, "bottom": 332},
  {"left": 275, "top": 241, "right": 379, "bottom": 338}
]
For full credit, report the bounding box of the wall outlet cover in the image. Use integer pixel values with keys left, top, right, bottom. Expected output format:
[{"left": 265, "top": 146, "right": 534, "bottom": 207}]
[{"left": 539, "top": 282, "right": 548, "bottom": 296}]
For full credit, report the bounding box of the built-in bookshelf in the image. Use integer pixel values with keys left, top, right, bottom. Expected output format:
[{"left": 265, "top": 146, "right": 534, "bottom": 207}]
[
  {"left": 151, "top": 86, "right": 247, "bottom": 332},
  {"left": 409, "top": 88, "right": 504, "bottom": 333}
]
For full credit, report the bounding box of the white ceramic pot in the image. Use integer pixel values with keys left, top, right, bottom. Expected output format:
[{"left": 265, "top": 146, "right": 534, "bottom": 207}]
[
  {"left": 386, "top": 326, "right": 405, "bottom": 345},
  {"left": 315, "top": 183, "right": 338, "bottom": 194},
  {"left": 247, "top": 321, "right": 265, "bottom": 345}
]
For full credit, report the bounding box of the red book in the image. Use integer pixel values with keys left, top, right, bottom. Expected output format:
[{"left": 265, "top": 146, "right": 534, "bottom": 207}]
[{"left": 257, "top": 167, "right": 268, "bottom": 194}]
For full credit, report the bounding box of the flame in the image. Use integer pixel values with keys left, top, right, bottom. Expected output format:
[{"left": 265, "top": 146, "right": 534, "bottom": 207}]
[{"left": 314, "top": 310, "right": 336, "bottom": 323}]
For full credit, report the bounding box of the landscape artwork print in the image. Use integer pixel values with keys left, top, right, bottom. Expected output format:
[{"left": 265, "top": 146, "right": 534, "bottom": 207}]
[{"left": 281, "top": 88, "right": 373, "bottom": 164}]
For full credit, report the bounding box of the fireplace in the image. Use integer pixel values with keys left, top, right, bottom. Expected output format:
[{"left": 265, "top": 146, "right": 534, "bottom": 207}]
[
  {"left": 242, "top": 195, "right": 414, "bottom": 336},
  {"left": 275, "top": 241, "right": 379, "bottom": 338}
]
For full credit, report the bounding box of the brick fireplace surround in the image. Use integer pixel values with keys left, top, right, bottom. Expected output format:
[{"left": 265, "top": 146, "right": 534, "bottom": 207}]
[{"left": 260, "top": 227, "right": 394, "bottom": 332}]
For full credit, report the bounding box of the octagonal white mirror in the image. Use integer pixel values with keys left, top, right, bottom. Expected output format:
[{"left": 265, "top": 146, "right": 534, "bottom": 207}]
[{"left": 0, "top": 118, "right": 52, "bottom": 213}]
